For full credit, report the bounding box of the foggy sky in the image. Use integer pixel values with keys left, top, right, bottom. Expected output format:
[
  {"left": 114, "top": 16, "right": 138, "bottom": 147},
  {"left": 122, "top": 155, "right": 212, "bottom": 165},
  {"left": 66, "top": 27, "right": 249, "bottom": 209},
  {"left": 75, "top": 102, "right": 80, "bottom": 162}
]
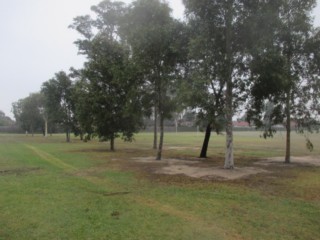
[{"left": 0, "top": 0, "right": 319, "bottom": 119}]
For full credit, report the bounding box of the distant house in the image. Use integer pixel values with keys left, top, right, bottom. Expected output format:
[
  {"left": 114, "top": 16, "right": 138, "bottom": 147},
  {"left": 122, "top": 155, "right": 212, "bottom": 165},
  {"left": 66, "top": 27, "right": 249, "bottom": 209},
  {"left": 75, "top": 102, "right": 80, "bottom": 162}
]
[
  {"left": 271, "top": 121, "right": 298, "bottom": 130},
  {"left": 179, "top": 120, "right": 195, "bottom": 127},
  {"left": 233, "top": 121, "right": 250, "bottom": 128}
]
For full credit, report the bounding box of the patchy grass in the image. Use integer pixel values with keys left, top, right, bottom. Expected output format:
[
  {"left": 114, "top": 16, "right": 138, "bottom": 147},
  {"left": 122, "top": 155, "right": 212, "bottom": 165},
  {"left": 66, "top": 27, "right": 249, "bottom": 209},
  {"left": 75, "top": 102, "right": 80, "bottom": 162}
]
[{"left": 0, "top": 132, "right": 319, "bottom": 240}]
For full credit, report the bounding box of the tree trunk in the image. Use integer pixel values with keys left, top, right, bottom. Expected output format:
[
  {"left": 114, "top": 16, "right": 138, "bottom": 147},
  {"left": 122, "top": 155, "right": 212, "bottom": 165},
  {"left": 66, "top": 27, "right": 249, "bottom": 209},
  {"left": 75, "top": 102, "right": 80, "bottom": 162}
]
[
  {"left": 224, "top": 90, "right": 234, "bottom": 169},
  {"left": 175, "top": 116, "right": 178, "bottom": 134},
  {"left": 66, "top": 128, "right": 70, "bottom": 142},
  {"left": 153, "top": 107, "right": 158, "bottom": 149},
  {"left": 285, "top": 90, "right": 291, "bottom": 163},
  {"left": 110, "top": 135, "right": 115, "bottom": 151},
  {"left": 156, "top": 114, "right": 164, "bottom": 160},
  {"left": 224, "top": 2, "right": 234, "bottom": 169},
  {"left": 200, "top": 124, "right": 212, "bottom": 158},
  {"left": 44, "top": 118, "right": 48, "bottom": 137},
  {"left": 284, "top": 28, "right": 292, "bottom": 163},
  {"left": 175, "top": 119, "right": 178, "bottom": 133}
]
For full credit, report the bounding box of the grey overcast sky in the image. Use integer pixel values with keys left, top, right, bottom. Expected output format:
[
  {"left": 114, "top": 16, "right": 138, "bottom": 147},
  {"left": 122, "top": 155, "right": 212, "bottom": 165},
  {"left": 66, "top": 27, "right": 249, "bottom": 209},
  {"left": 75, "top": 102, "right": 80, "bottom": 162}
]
[{"left": 0, "top": 0, "right": 319, "bottom": 119}]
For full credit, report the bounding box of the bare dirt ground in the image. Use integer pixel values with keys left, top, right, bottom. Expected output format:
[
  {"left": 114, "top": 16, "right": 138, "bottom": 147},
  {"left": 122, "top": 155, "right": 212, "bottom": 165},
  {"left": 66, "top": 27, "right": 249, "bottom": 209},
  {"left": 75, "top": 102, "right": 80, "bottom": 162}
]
[
  {"left": 256, "top": 156, "right": 320, "bottom": 167},
  {"left": 130, "top": 155, "right": 320, "bottom": 180}
]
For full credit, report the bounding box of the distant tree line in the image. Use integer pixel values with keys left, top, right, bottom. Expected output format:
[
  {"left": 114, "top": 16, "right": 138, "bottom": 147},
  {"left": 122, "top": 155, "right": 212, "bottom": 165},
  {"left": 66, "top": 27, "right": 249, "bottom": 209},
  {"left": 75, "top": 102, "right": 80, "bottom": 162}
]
[
  {"left": 12, "top": 0, "right": 320, "bottom": 168},
  {"left": 0, "top": 111, "right": 14, "bottom": 127},
  {"left": 0, "top": 111, "right": 18, "bottom": 133}
]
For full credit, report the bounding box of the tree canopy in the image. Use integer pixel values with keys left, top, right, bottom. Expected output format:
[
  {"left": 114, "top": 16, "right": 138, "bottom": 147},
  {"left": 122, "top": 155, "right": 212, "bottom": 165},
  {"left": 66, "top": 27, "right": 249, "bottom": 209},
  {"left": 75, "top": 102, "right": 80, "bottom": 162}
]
[
  {"left": 10, "top": 0, "right": 320, "bottom": 166},
  {"left": 247, "top": 0, "right": 319, "bottom": 163},
  {"left": 70, "top": 0, "right": 146, "bottom": 150},
  {"left": 0, "top": 111, "right": 14, "bottom": 127},
  {"left": 12, "top": 93, "right": 44, "bottom": 135},
  {"left": 41, "top": 71, "right": 74, "bottom": 142},
  {"left": 121, "top": 0, "right": 186, "bottom": 159}
]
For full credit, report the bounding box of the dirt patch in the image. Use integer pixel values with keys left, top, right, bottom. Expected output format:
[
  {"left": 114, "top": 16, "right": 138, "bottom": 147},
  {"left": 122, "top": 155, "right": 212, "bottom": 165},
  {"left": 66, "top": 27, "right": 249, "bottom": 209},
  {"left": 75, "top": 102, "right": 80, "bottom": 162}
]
[
  {"left": 0, "top": 167, "right": 41, "bottom": 175},
  {"left": 131, "top": 156, "right": 199, "bottom": 165},
  {"left": 256, "top": 156, "right": 320, "bottom": 167},
  {"left": 167, "top": 146, "right": 200, "bottom": 150},
  {"left": 156, "top": 165, "right": 269, "bottom": 180},
  {"left": 127, "top": 155, "right": 320, "bottom": 181},
  {"left": 131, "top": 157, "right": 268, "bottom": 180},
  {"left": 90, "top": 190, "right": 131, "bottom": 197}
]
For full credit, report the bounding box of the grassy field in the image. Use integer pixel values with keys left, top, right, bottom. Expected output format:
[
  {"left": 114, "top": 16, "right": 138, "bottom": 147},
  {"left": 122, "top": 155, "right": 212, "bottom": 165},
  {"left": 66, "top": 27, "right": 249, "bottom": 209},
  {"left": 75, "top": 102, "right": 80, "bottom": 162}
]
[{"left": 0, "top": 132, "right": 319, "bottom": 240}]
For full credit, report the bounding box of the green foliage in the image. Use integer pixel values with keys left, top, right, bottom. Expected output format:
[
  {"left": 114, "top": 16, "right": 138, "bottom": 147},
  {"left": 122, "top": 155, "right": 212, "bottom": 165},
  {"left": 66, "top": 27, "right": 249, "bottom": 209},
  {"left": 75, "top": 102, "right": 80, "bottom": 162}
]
[
  {"left": 0, "top": 111, "right": 14, "bottom": 126},
  {"left": 122, "top": 0, "right": 184, "bottom": 113},
  {"left": 246, "top": 0, "right": 319, "bottom": 157},
  {"left": 305, "top": 27, "right": 320, "bottom": 126},
  {"left": 69, "top": 69, "right": 94, "bottom": 140},
  {"left": 41, "top": 71, "right": 74, "bottom": 142},
  {"left": 120, "top": 0, "right": 186, "bottom": 159},
  {"left": 12, "top": 93, "right": 44, "bottom": 134},
  {"left": 70, "top": 0, "right": 145, "bottom": 149},
  {"left": 250, "top": 52, "right": 289, "bottom": 100},
  {"left": 183, "top": 0, "right": 265, "bottom": 166}
]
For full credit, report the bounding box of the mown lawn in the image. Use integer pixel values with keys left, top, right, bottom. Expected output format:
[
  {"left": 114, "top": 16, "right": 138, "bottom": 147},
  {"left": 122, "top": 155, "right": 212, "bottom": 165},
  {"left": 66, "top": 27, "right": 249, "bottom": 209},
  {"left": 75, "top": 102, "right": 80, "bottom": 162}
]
[{"left": 0, "top": 132, "right": 319, "bottom": 240}]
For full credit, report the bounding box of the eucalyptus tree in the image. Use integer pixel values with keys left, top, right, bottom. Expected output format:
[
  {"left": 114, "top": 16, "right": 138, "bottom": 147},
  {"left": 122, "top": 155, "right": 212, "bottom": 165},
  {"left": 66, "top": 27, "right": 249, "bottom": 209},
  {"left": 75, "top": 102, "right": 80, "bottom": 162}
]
[
  {"left": 70, "top": 0, "right": 145, "bottom": 151},
  {"left": 121, "top": 0, "right": 186, "bottom": 160},
  {"left": 181, "top": 3, "right": 227, "bottom": 159},
  {"left": 247, "top": 0, "right": 318, "bottom": 163},
  {"left": 41, "top": 71, "right": 75, "bottom": 142},
  {"left": 183, "top": 0, "right": 258, "bottom": 168},
  {"left": 12, "top": 93, "right": 44, "bottom": 136},
  {"left": 178, "top": 56, "right": 225, "bottom": 159}
]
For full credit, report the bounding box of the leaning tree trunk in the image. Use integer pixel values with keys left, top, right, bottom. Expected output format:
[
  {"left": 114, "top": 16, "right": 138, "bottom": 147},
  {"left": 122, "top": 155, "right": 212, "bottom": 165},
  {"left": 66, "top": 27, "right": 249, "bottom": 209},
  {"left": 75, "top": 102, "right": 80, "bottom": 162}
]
[
  {"left": 285, "top": 89, "right": 291, "bottom": 164},
  {"left": 156, "top": 114, "right": 164, "bottom": 160},
  {"left": 224, "top": 3, "right": 234, "bottom": 169},
  {"left": 200, "top": 123, "right": 212, "bottom": 158}
]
